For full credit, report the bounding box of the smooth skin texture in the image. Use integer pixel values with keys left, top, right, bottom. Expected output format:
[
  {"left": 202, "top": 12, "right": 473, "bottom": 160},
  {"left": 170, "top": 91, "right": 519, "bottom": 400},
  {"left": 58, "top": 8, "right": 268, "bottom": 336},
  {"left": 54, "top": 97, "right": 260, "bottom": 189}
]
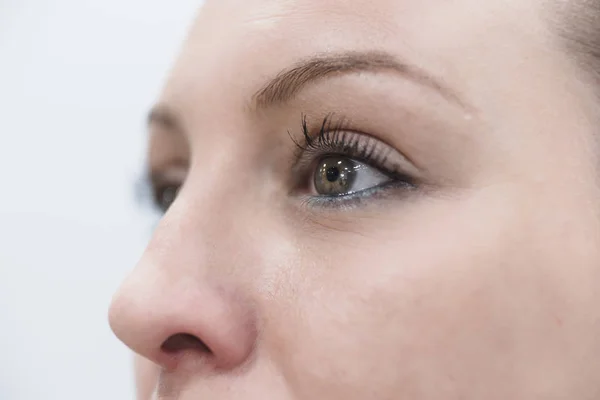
[{"left": 109, "top": 0, "right": 600, "bottom": 399}]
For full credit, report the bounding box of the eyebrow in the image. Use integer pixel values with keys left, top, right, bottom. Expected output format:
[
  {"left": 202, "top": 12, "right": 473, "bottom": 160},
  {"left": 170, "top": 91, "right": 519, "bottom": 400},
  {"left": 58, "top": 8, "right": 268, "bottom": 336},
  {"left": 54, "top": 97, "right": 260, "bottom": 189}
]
[
  {"left": 147, "top": 106, "right": 183, "bottom": 133},
  {"left": 252, "top": 50, "right": 469, "bottom": 110},
  {"left": 147, "top": 51, "right": 470, "bottom": 131}
]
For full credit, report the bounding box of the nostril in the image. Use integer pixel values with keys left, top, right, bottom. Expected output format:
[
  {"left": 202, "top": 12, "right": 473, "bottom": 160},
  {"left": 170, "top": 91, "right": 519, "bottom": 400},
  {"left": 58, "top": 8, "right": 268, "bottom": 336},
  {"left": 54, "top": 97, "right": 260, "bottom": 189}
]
[{"left": 161, "top": 333, "right": 212, "bottom": 355}]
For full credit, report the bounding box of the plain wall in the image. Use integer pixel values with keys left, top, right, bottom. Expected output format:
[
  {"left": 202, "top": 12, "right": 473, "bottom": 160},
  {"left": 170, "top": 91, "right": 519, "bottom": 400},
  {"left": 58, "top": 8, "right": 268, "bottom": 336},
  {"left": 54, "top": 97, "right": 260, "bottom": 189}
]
[{"left": 0, "top": 1, "right": 200, "bottom": 398}]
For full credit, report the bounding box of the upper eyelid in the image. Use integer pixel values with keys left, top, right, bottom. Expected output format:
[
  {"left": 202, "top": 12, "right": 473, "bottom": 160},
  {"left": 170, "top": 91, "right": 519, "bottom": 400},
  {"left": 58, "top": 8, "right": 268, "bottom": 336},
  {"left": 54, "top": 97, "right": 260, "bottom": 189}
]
[
  {"left": 291, "top": 114, "right": 416, "bottom": 172},
  {"left": 296, "top": 134, "right": 393, "bottom": 167}
]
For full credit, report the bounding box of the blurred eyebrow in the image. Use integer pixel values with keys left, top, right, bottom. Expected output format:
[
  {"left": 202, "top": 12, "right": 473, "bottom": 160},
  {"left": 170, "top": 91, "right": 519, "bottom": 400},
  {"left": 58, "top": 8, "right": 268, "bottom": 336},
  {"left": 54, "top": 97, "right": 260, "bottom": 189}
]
[
  {"left": 253, "top": 50, "right": 470, "bottom": 111},
  {"left": 147, "top": 106, "right": 183, "bottom": 134}
]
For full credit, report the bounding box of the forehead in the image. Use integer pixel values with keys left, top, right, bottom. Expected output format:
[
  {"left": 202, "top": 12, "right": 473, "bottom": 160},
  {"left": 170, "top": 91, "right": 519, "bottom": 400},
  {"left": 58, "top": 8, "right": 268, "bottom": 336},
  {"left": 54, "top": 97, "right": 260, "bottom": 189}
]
[
  {"left": 159, "top": 0, "right": 548, "bottom": 123},
  {"left": 182, "top": 0, "right": 542, "bottom": 61}
]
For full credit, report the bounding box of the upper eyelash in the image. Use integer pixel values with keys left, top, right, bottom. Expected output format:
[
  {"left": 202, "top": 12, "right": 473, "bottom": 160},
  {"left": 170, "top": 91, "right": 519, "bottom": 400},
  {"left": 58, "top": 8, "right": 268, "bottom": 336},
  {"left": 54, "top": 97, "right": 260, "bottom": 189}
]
[
  {"left": 291, "top": 113, "right": 394, "bottom": 173},
  {"left": 297, "top": 112, "right": 348, "bottom": 151}
]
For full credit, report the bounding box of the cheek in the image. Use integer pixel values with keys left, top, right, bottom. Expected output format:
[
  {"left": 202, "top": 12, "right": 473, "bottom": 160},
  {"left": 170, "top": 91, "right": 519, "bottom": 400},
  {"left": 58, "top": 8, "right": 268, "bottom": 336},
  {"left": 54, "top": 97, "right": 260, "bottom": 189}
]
[{"left": 265, "top": 185, "right": 594, "bottom": 398}]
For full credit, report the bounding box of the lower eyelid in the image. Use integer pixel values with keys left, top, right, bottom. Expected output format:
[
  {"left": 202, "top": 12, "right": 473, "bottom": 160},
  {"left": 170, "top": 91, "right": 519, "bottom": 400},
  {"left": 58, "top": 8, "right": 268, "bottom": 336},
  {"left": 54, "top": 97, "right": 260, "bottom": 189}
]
[{"left": 301, "top": 180, "right": 417, "bottom": 210}]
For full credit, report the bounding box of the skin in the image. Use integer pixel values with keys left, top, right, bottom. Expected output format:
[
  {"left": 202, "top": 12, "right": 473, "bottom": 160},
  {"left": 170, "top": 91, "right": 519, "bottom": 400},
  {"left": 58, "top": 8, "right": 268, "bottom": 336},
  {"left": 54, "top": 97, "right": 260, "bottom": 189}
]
[{"left": 109, "top": 0, "right": 600, "bottom": 399}]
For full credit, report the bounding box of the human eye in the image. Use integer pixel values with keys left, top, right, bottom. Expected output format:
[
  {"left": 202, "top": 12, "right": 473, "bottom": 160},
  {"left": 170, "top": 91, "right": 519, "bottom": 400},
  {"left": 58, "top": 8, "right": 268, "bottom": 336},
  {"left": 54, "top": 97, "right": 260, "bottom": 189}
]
[
  {"left": 152, "top": 181, "right": 182, "bottom": 213},
  {"left": 292, "top": 113, "right": 419, "bottom": 209},
  {"left": 136, "top": 170, "right": 184, "bottom": 216}
]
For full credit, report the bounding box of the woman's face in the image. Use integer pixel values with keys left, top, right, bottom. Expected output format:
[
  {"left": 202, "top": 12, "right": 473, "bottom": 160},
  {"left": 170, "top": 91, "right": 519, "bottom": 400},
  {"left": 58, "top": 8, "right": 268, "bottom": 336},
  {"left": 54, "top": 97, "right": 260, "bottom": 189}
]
[{"left": 109, "top": 0, "right": 600, "bottom": 399}]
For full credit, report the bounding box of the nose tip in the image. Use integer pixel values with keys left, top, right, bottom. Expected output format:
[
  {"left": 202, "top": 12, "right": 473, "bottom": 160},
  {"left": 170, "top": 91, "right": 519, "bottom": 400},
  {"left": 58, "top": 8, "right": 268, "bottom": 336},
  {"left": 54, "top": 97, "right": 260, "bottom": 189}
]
[{"left": 108, "top": 264, "right": 258, "bottom": 372}]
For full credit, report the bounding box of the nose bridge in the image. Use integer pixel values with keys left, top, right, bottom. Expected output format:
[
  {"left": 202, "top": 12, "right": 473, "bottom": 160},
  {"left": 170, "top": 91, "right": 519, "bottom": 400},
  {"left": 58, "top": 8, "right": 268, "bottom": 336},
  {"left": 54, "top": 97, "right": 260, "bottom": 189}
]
[
  {"left": 158, "top": 136, "right": 265, "bottom": 266},
  {"left": 109, "top": 177, "right": 261, "bottom": 372}
]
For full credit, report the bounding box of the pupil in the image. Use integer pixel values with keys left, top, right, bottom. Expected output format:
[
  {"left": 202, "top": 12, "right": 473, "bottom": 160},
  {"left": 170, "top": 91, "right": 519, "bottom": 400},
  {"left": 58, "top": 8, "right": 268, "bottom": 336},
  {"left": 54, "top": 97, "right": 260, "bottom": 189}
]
[{"left": 326, "top": 166, "right": 340, "bottom": 182}]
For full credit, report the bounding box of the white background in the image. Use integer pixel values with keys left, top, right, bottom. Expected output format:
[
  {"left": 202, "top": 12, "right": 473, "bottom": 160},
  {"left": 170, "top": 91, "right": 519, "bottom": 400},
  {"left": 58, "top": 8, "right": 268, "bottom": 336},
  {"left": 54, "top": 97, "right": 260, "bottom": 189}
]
[{"left": 0, "top": 1, "right": 200, "bottom": 398}]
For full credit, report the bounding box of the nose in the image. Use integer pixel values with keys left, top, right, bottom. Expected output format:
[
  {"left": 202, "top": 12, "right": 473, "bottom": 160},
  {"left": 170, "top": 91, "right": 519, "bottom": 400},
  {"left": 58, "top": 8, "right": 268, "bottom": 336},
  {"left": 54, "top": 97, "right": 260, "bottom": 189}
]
[{"left": 108, "top": 214, "right": 258, "bottom": 372}]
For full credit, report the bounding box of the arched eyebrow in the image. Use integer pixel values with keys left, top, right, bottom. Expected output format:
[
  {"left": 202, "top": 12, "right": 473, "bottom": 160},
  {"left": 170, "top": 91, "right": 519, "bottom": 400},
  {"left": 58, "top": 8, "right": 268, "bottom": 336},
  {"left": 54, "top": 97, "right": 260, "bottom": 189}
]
[
  {"left": 147, "top": 51, "right": 472, "bottom": 133},
  {"left": 252, "top": 50, "right": 471, "bottom": 111}
]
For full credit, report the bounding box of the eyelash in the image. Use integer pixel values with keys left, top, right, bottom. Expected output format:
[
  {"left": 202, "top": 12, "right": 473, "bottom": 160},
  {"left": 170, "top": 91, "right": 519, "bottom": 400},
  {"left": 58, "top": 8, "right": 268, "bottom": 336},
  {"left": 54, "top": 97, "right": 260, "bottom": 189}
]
[
  {"left": 296, "top": 113, "right": 385, "bottom": 162},
  {"left": 292, "top": 113, "right": 417, "bottom": 208}
]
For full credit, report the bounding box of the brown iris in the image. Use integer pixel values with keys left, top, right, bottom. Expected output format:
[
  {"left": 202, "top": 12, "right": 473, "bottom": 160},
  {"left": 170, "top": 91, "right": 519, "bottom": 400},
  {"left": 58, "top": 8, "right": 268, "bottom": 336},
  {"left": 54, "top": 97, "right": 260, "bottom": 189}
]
[{"left": 314, "top": 156, "right": 357, "bottom": 195}]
